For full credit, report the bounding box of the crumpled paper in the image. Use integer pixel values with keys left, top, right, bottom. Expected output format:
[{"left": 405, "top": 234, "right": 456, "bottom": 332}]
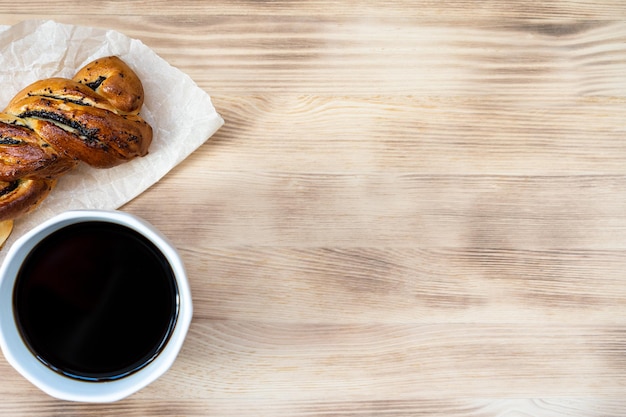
[{"left": 0, "top": 20, "right": 224, "bottom": 262}]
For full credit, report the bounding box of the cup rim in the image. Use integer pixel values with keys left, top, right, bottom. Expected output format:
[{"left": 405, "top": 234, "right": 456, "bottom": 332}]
[{"left": 0, "top": 209, "right": 193, "bottom": 402}]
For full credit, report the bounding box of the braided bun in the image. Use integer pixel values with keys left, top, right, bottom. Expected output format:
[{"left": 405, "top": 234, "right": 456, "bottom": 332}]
[{"left": 0, "top": 56, "right": 153, "bottom": 231}]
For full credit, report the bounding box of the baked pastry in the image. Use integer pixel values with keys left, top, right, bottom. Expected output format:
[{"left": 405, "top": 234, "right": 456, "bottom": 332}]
[{"left": 0, "top": 56, "right": 153, "bottom": 246}]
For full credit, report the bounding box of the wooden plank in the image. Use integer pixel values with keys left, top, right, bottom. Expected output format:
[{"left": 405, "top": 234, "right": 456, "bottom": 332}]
[
  {"left": 125, "top": 322, "right": 626, "bottom": 399},
  {"left": 1, "top": 1, "right": 625, "bottom": 19},
  {"left": 171, "top": 246, "right": 626, "bottom": 325},
  {"left": 203, "top": 95, "right": 626, "bottom": 175},
  {"left": 0, "top": 398, "right": 625, "bottom": 417},
  {"left": 126, "top": 172, "right": 626, "bottom": 249}
]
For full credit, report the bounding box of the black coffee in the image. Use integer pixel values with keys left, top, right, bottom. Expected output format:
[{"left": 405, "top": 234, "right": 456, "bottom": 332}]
[{"left": 13, "top": 221, "right": 178, "bottom": 382}]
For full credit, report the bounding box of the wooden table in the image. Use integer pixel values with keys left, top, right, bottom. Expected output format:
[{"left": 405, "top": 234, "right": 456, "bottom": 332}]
[{"left": 1, "top": 1, "right": 626, "bottom": 415}]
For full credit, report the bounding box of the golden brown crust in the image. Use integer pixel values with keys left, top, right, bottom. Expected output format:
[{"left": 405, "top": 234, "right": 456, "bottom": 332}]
[
  {"left": 7, "top": 78, "right": 118, "bottom": 114},
  {"left": 73, "top": 56, "right": 145, "bottom": 114},
  {"left": 0, "top": 56, "right": 152, "bottom": 223},
  {"left": 0, "top": 179, "right": 55, "bottom": 222},
  {"left": 0, "top": 114, "right": 78, "bottom": 180},
  {"left": 6, "top": 95, "right": 152, "bottom": 167}
]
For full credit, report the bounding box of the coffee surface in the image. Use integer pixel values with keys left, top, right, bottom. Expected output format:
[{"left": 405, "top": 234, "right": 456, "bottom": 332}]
[{"left": 13, "top": 221, "right": 178, "bottom": 381}]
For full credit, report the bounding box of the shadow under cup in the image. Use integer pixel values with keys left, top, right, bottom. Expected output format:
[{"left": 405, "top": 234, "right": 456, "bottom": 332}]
[{"left": 0, "top": 210, "right": 193, "bottom": 402}]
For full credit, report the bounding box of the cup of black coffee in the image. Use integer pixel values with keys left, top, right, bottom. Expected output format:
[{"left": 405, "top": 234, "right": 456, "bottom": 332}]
[{"left": 0, "top": 210, "right": 192, "bottom": 402}]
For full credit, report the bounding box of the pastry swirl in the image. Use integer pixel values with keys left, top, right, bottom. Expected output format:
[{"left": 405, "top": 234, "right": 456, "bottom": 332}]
[{"left": 0, "top": 56, "right": 153, "bottom": 223}]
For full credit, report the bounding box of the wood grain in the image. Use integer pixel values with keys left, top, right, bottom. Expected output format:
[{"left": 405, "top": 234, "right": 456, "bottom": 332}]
[
  {"left": 132, "top": 171, "right": 626, "bottom": 249},
  {"left": 199, "top": 95, "right": 626, "bottom": 175},
  {"left": 1, "top": 1, "right": 626, "bottom": 416},
  {"left": 1, "top": 0, "right": 625, "bottom": 19},
  {"left": 1, "top": 398, "right": 626, "bottom": 417}
]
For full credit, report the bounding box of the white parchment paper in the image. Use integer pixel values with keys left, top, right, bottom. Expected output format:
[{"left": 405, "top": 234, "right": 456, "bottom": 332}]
[{"left": 0, "top": 20, "right": 224, "bottom": 261}]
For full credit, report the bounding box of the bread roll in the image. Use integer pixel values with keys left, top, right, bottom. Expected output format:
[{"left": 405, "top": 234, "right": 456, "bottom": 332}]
[{"left": 0, "top": 56, "right": 153, "bottom": 240}]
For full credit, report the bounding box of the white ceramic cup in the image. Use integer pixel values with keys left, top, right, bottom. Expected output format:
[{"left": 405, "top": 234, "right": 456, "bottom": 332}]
[{"left": 0, "top": 210, "right": 193, "bottom": 402}]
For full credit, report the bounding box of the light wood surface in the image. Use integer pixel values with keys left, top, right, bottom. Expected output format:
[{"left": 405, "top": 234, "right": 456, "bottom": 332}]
[{"left": 2, "top": 1, "right": 626, "bottom": 415}]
